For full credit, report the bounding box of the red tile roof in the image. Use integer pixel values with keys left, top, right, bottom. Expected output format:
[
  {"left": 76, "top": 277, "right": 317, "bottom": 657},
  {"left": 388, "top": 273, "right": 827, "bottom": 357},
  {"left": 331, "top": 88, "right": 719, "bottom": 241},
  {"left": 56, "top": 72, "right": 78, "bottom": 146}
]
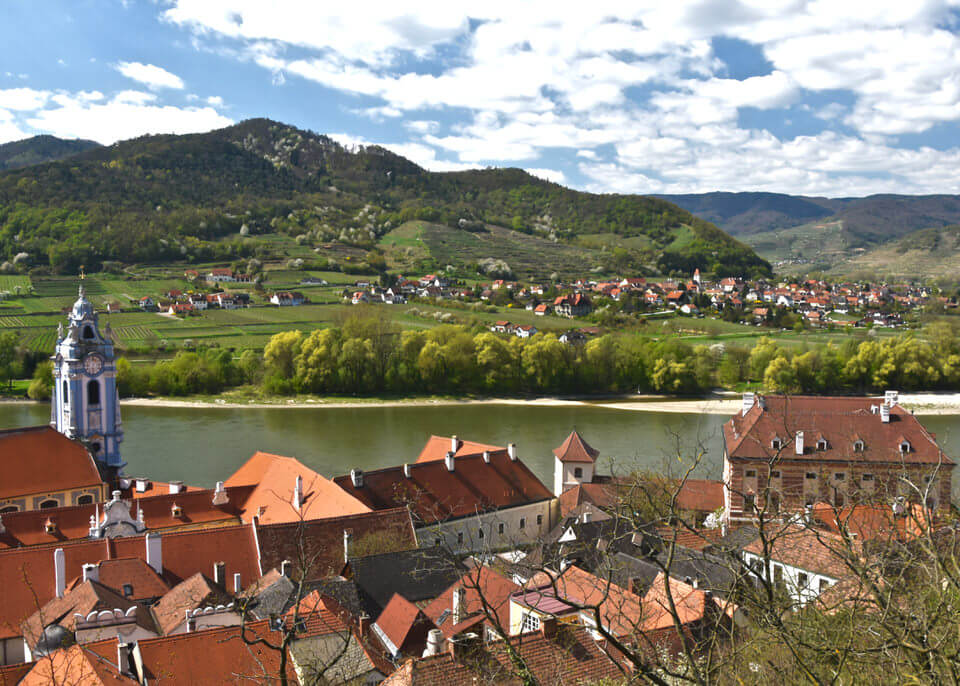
[
  {"left": 151, "top": 572, "right": 231, "bottom": 635},
  {"left": 725, "top": 395, "right": 953, "bottom": 465},
  {"left": 381, "top": 624, "right": 622, "bottom": 686},
  {"left": 225, "top": 451, "right": 370, "bottom": 524},
  {"left": 423, "top": 565, "right": 520, "bottom": 639},
  {"left": 334, "top": 451, "right": 553, "bottom": 524},
  {"left": 21, "top": 579, "right": 145, "bottom": 647},
  {"left": 676, "top": 479, "right": 724, "bottom": 514},
  {"left": 135, "top": 620, "right": 296, "bottom": 684},
  {"left": 743, "top": 524, "right": 850, "bottom": 579},
  {"left": 416, "top": 435, "right": 505, "bottom": 463},
  {"left": 811, "top": 502, "right": 927, "bottom": 542},
  {"left": 640, "top": 573, "right": 727, "bottom": 631},
  {"left": 66, "top": 558, "right": 169, "bottom": 601},
  {"left": 0, "top": 524, "right": 262, "bottom": 640},
  {"left": 557, "top": 481, "right": 620, "bottom": 517},
  {"left": 0, "top": 426, "right": 103, "bottom": 500},
  {"left": 283, "top": 590, "right": 350, "bottom": 637},
  {"left": 374, "top": 593, "right": 436, "bottom": 654},
  {"left": 20, "top": 638, "right": 135, "bottom": 685},
  {"left": 255, "top": 508, "right": 417, "bottom": 581},
  {"left": 552, "top": 430, "right": 599, "bottom": 463}
]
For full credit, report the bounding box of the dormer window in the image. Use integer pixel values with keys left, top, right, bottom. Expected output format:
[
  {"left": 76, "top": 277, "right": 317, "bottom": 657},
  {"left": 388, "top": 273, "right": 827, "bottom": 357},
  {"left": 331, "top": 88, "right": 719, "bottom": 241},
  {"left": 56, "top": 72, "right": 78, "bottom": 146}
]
[
  {"left": 817, "top": 439, "right": 828, "bottom": 451},
  {"left": 171, "top": 504, "right": 182, "bottom": 518},
  {"left": 900, "top": 441, "right": 911, "bottom": 453},
  {"left": 854, "top": 440, "right": 865, "bottom": 452},
  {"left": 771, "top": 438, "right": 783, "bottom": 450}
]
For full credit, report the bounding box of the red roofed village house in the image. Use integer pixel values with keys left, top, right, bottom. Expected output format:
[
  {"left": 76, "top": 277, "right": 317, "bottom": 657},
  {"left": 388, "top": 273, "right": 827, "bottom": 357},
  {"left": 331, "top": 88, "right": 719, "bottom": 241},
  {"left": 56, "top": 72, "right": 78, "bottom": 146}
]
[{"left": 722, "top": 392, "right": 954, "bottom": 524}]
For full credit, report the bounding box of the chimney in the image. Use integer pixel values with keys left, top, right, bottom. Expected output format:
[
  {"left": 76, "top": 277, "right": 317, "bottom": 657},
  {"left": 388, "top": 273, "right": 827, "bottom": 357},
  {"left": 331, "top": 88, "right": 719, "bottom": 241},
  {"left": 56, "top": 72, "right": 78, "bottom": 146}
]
[
  {"left": 233, "top": 573, "right": 242, "bottom": 593},
  {"left": 82, "top": 562, "right": 99, "bottom": 584},
  {"left": 343, "top": 530, "right": 353, "bottom": 563},
  {"left": 293, "top": 475, "right": 303, "bottom": 511},
  {"left": 212, "top": 481, "right": 228, "bottom": 506},
  {"left": 482, "top": 450, "right": 491, "bottom": 464},
  {"left": 742, "top": 392, "right": 755, "bottom": 416},
  {"left": 146, "top": 533, "right": 162, "bottom": 574},
  {"left": 422, "top": 628, "right": 445, "bottom": 658},
  {"left": 358, "top": 613, "right": 370, "bottom": 636},
  {"left": 350, "top": 469, "right": 364, "bottom": 488},
  {"left": 795, "top": 431, "right": 804, "bottom": 455},
  {"left": 54, "top": 548, "right": 66, "bottom": 598},
  {"left": 452, "top": 587, "right": 466, "bottom": 625},
  {"left": 581, "top": 510, "right": 592, "bottom": 524},
  {"left": 185, "top": 611, "right": 196, "bottom": 633},
  {"left": 540, "top": 616, "right": 558, "bottom": 638},
  {"left": 758, "top": 395, "right": 766, "bottom": 410},
  {"left": 0, "top": 515, "right": 4, "bottom": 535},
  {"left": 885, "top": 390, "right": 899, "bottom": 406},
  {"left": 213, "top": 562, "right": 226, "bottom": 587},
  {"left": 135, "top": 478, "right": 149, "bottom": 493},
  {"left": 508, "top": 443, "right": 518, "bottom": 461},
  {"left": 168, "top": 481, "right": 183, "bottom": 495},
  {"left": 280, "top": 560, "right": 292, "bottom": 577},
  {"left": 881, "top": 404, "right": 890, "bottom": 423},
  {"left": 403, "top": 463, "right": 411, "bottom": 478},
  {"left": 445, "top": 451, "right": 455, "bottom": 472},
  {"left": 451, "top": 435, "right": 459, "bottom": 453}
]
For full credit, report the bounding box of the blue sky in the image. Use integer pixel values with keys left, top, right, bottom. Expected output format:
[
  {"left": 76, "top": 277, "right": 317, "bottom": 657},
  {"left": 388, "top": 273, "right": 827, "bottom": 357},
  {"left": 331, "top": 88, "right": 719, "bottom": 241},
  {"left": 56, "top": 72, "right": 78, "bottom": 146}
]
[{"left": 2, "top": 0, "right": 960, "bottom": 196}]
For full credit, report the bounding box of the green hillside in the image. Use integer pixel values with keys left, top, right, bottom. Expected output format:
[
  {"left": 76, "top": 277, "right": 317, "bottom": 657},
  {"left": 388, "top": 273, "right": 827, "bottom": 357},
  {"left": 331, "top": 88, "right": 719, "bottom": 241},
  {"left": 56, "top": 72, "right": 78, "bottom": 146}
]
[
  {"left": 0, "top": 119, "right": 770, "bottom": 279},
  {"left": 829, "top": 225, "right": 960, "bottom": 280},
  {"left": 0, "top": 135, "right": 101, "bottom": 171}
]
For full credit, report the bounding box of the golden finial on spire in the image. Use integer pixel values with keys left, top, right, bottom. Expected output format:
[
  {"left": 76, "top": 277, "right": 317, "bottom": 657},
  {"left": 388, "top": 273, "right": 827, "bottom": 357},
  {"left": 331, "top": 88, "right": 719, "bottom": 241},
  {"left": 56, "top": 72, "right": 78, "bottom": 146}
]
[{"left": 79, "top": 266, "right": 86, "bottom": 280}]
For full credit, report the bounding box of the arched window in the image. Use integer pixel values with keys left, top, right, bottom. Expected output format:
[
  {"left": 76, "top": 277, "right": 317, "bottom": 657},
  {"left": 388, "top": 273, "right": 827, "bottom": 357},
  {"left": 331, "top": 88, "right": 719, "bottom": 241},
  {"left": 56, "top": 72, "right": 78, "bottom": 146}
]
[
  {"left": 83, "top": 325, "right": 95, "bottom": 340},
  {"left": 87, "top": 380, "right": 100, "bottom": 405},
  {"left": 77, "top": 494, "right": 94, "bottom": 505},
  {"left": 39, "top": 499, "right": 59, "bottom": 510},
  {"left": 817, "top": 439, "right": 828, "bottom": 450},
  {"left": 854, "top": 440, "right": 865, "bottom": 452},
  {"left": 900, "top": 441, "right": 911, "bottom": 453},
  {"left": 0, "top": 505, "right": 19, "bottom": 514}
]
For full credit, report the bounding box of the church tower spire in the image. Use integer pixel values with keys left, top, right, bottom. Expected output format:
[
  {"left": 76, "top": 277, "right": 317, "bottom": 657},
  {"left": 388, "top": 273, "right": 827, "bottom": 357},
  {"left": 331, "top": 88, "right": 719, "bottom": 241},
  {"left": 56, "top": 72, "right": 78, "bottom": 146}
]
[{"left": 51, "top": 284, "right": 124, "bottom": 469}]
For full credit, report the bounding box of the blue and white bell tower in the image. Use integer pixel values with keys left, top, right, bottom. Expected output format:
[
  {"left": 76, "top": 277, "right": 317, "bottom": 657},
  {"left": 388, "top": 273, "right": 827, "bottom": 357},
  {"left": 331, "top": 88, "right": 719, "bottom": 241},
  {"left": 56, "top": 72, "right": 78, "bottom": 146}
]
[{"left": 51, "top": 285, "right": 124, "bottom": 469}]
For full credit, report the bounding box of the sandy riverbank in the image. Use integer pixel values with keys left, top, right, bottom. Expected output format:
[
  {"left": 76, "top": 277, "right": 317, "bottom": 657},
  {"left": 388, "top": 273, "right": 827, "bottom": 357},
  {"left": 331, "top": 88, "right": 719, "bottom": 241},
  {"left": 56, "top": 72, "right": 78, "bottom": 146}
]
[{"left": 105, "top": 392, "right": 960, "bottom": 414}]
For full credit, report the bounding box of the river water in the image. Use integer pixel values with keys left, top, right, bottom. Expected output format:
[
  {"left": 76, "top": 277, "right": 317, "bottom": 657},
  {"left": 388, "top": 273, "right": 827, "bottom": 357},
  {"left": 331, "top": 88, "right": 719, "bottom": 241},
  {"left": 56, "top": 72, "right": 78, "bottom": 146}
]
[{"left": 3, "top": 402, "right": 960, "bottom": 497}]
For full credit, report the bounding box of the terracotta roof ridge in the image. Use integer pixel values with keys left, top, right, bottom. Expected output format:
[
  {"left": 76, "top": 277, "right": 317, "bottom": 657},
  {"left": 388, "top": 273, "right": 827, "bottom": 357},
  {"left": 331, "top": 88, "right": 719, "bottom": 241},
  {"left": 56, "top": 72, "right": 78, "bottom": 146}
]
[
  {"left": 0, "top": 424, "right": 51, "bottom": 436},
  {"left": 255, "top": 506, "right": 410, "bottom": 530}
]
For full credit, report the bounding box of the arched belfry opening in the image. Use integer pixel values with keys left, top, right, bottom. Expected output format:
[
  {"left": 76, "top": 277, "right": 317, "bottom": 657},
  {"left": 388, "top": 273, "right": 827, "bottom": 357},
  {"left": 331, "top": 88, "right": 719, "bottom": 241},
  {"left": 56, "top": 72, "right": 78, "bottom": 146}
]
[{"left": 87, "top": 379, "right": 100, "bottom": 406}]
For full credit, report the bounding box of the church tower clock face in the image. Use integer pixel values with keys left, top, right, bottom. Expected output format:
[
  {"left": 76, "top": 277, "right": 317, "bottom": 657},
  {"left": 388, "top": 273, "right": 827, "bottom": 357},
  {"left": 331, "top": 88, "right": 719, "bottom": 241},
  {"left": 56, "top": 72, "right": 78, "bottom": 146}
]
[{"left": 84, "top": 354, "right": 104, "bottom": 376}]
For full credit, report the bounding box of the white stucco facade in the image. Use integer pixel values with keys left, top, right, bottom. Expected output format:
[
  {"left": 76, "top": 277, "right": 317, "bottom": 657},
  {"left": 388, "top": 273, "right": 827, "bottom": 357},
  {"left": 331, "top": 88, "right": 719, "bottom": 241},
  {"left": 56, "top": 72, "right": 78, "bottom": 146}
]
[
  {"left": 742, "top": 551, "right": 838, "bottom": 606},
  {"left": 416, "top": 499, "right": 555, "bottom": 553}
]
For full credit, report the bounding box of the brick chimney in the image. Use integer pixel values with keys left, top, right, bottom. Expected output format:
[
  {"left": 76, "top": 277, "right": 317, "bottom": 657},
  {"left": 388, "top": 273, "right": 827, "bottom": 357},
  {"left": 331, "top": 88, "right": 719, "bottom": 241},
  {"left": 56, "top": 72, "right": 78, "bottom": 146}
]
[
  {"left": 795, "top": 431, "right": 804, "bottom": 455},
  {"left": 540, "top": 616, "right": 558, "bottom": 638},
  {"left": 212, "top": 481, "right": 228, "bottom": 506}
]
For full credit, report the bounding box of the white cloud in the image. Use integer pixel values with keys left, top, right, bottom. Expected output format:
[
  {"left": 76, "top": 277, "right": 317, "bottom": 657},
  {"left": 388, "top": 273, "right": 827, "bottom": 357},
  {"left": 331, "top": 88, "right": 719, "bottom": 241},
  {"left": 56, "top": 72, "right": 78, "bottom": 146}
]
[
  {"left": 0, "top": 88, "right": 50, "bottom": 111},
  {"left": 0, "top": 107, "right": 28, "bottom": 144},
  {"left": 26, "top": 91, "right": 233, "bottom": 144},
  {"left": 525, "top": 168, "right": 567, "bottom": 184},
  {"left": 115, "top": 61, "right": 186, "bottom": 90},
  {"left": 576, "top": 150, "right": 598, "bottom": 160},
  {"left": 206, "top": 95, "right": 224, "bottom": 107},
  {"left": 404, "top": 120, "right": 439, "bottom": 134},
  {"left": 328, "top": 132, "right": 478, "bottom": 172}
]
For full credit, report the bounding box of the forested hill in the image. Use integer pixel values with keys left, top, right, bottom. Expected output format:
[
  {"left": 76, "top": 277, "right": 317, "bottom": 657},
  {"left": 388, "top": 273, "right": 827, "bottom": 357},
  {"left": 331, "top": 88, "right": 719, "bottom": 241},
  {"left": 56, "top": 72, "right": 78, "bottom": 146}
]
[
  {"left": 657, "top": 190, "right": 960, "bottom": 240},
  {"left": 0, "top": 118, "right": 769, "bottom": 277},
  {"left": 0, "top": 135, "right": 101, "bottom": 171}
]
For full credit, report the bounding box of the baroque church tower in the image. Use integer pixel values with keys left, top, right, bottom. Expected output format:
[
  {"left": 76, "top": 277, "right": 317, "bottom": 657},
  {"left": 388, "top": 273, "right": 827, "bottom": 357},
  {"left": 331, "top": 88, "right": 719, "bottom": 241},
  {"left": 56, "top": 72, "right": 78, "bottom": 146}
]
[{"left": 51, "top": 285, "right": 124, "bottom": 469}]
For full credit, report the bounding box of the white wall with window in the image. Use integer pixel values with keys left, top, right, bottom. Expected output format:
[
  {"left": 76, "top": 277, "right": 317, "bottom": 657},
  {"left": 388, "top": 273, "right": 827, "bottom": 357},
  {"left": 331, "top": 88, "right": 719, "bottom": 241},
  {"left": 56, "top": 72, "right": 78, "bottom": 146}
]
[
  {"left": 742, "top": 551, "right": 839, "bottom": 606},
  {"left": 416, "top": 499, "right": 554, "bottom": 553}
]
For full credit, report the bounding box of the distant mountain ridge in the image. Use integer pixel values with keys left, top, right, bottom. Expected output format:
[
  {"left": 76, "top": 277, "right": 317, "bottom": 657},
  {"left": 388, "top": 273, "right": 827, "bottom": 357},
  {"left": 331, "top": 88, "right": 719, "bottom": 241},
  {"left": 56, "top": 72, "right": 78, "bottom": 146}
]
[
  {"left": 0, "top": 119, "right": 770, "bottom": 278},
  {"left": 656, "top": 191, "right": 960, "bottom": 242},
  {"left": 0, "top": 135, "right": 101, "bottom": 171}
]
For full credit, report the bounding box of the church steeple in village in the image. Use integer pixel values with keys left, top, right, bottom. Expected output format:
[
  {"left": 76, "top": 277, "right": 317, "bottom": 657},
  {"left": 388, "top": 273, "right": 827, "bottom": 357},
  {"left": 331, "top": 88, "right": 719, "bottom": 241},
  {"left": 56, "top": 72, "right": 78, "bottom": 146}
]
[{"left": 51, "top": 284, "right": 124, "bottom": 469}]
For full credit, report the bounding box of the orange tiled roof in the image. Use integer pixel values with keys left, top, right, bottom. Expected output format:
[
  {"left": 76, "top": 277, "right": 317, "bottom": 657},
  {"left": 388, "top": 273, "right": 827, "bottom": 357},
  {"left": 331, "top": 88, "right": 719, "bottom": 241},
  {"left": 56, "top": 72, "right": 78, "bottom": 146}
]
[
  {"left": 20, "top": 638, "right": 135, "bottom": 685},
  {"left": 0, "top": 426, "right": 103, "bottom": 499},
  {"left": 416, "top": 435, "right": 505, "bottom": 463},
  {"left": 743, "top": 524, "right": 850, "bottom": 579},
  {"left": 552, "top": 430, "right": 600, "bottom": 463},
  {"left": 334, "top": 451, "right": 553, "bottom": 524},
  {"left": 423, "top": 565, "right": 519, "bottom": 638},
  {"left": 676, "top": 479, "right": 724, "bottom": 514},
  {"left": 21, "top": 579, "right": 144, "bottom": 647},
  {"left": 640, "top": 572, "right": 722, "bottom": 631},
  {"left": 66, "top": 557, "right": 169, "bottom": 601},
  {"left": 557, "top": 481, "right": 620, "bottom": 516},
  {"left": 225, "top": 451, "right": 371, "bottom": 524},
  {"left": 151, "top": 572, "right": 231, "bottom": 635},
  {"left": 374, "top": 593, "right": 435, "bottom": 654},
  {"left": 812, "top": 502, "right": 927, "bottom": 542},
  {"left": 724, "top": 395, "right": 953, "bottom": 465}
]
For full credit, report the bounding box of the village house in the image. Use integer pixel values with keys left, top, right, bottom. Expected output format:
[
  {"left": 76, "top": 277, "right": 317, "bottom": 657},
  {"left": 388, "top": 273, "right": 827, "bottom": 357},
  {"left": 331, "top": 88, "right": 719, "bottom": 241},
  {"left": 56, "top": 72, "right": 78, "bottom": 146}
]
[
  {"left": 270, "top": 291, "right": 306, "bottom": 306},
  {"left": 722, "top": 392, "right": 954, "bottom": 525},
  {"left": 515, "top": 324, "right": 537, "bottom": 338},
  {"left": 553, "top": 293, "right": 592, "bottom": 317}
]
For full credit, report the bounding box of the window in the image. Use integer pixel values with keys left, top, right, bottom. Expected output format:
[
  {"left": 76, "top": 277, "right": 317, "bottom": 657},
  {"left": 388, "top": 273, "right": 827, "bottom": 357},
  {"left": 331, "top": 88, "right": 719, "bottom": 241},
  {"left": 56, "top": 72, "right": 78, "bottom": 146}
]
[
  {"left": 478, "top": 528, "right": 484, "bottom": 539},
  {"left": 122, "top": 584, "right": 133, "bottom": 597},
  {"left": 924, "top": 475, "right": 932, "bottom": 484},
  {"left": 805, "top": 472, "right": 817, "bottom": 480},
  {"left": 39, "top": 499, "right": 59, "bottom": 510},
  {"left": 819, "top": 579, "right": 830, "bottom": 594},
  {"left": 769, "top": 492, "right": 781, "bottom": 513},
  {"left": 0, "top": 505, "right": 19, "bottom": 514},
  {"left": 744, "top": 493, "right": 755, "bottom": 510},
  {"left": 817, "top": 439, "right": 827, "bottom": 450},
  {"left": 77, "top": 494, "right": 94, "bottom": 505},
  {"left": 771, "top": 438, "right": 782, "bottom": 450},
  {"left": 87, "top": 380, "right": 100, "bottom": 406},
  {"left": 536, "top": 515, "right": 543, "bottom": 526},
  {"left": 854, "top": 440, "right": 865, "bottom": 452},
  {"left": 834, "top": 473, "right": 845, "bottom": 481},
  {"left": 521, "top": 614, "right": 541, "bottom": 633},
  {"left": 498, "top": 523, "right": 505, "bottom": 535},
  {"left": 861, "top": 473, "right": 874, "bottom": 481},
  {"left": 798, "top": 573, "right": 809, "bottom": 589},
  {"left": 773, "top": 564, "right": 784, "bottom": 587},
  {"left": 519, "top": 517, "right": 526, "bottom": 530},
  {"left": 573, "top": 467, "right": 583, "bottom": 478},
  {"left": 745, "top": 470, "right": 757, "bottom": 478},
  {"left": 457, "top": 532, "right": 464, "bottom": 545},
  {"left": 900, "top": 441, "right": 911, "bottom": 453},
  {"left": 434, "top": 537, "right": 442, "bottom": 547},
  {"left": 83, "top": 325, "right": 95, "bottom": 340},
  {"left": 771, "top": 470, "right": 781, "bottom": 479}
]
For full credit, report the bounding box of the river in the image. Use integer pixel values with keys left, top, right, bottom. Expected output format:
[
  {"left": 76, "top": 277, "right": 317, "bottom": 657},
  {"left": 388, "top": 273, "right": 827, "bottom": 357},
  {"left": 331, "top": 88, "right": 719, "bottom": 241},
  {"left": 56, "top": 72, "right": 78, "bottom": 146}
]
[{"left": 3, "top": 402, "right": 960, "bottom": 498}]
